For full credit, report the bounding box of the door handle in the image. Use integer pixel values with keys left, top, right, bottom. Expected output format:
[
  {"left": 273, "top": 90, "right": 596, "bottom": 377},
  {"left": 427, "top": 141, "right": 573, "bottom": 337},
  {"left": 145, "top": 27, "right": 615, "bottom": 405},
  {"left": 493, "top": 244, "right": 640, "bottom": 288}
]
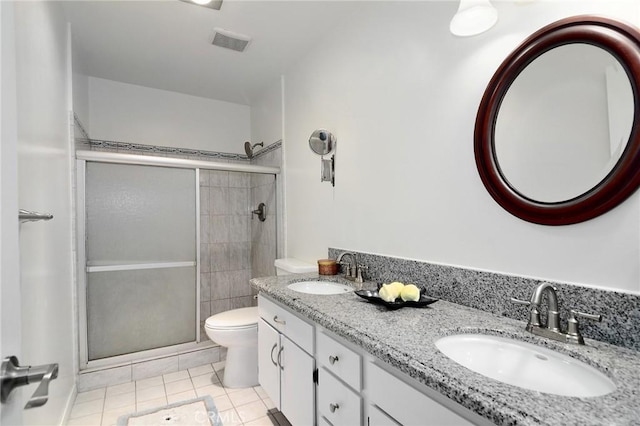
[
  {"left": 270, "top": 343, "right": 278, "bottom": 367},
  {"left": 277, "top": 346, "right": 284, "bottom": 370},
  {"left": 1, "top": 356, "right": 59, "bottom": 409}
]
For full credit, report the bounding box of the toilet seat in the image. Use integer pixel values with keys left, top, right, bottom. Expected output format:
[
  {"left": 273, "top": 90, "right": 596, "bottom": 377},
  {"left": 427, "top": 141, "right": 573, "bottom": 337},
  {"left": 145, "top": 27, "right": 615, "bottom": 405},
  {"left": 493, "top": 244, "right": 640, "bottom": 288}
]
[{"left": 205, "top": 306, "right": 258, "bottom": 330}]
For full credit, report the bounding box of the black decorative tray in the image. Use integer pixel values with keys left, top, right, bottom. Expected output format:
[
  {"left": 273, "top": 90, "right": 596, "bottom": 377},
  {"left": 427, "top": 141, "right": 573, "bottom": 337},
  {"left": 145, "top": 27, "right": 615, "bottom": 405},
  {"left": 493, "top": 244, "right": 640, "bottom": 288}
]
[{"left": 354, "top": 288, "right": 438, "bottom": 310}]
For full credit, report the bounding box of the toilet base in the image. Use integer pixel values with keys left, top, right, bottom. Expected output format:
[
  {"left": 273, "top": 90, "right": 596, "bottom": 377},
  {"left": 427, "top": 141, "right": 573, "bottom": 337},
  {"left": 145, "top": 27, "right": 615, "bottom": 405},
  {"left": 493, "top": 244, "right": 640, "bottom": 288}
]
[{"left": 222, "top": 345, "right": 258, "bottom": 388}]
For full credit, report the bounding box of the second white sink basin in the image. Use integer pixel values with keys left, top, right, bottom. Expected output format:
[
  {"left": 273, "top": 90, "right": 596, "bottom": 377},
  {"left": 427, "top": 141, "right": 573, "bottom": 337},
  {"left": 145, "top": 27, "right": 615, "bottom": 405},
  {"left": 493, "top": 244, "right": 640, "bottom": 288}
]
[
  {"left": 287, "top": 281, "right": 353, "bottom": 295},
  {"left": 435, "top": 334, "right": 616, "bottom": 397}
]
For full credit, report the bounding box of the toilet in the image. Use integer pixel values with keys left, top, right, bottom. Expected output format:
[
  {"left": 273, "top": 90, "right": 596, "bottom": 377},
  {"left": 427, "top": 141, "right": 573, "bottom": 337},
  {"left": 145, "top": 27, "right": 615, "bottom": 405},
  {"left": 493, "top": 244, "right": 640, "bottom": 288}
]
[
  {"left": 274, "top": 258, "right": 317, "bottom": 276},
  {"left": 205, "top": 307, "right": 259, "bottom": 388},
  {"left": 204, "top": 258, "right": 315, "bottom": 388}
]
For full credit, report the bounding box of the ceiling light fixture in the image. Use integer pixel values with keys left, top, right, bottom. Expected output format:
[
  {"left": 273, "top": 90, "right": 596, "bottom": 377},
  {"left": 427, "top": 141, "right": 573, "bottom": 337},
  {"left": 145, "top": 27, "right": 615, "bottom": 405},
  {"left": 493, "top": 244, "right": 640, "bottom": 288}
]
[
  {"left": 179, "top": 0, "right": 223, "bottom": 11},
  {"left": 450, "top": 0, "right": 498, "bottom": 37}
]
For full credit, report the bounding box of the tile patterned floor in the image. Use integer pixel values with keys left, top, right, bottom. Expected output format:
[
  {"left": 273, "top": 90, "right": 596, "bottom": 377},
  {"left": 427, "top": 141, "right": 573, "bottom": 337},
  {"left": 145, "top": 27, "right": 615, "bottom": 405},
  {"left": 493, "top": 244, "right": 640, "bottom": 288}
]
[{"left": 67, "top": 361, "right": 292, "bottom": 426}]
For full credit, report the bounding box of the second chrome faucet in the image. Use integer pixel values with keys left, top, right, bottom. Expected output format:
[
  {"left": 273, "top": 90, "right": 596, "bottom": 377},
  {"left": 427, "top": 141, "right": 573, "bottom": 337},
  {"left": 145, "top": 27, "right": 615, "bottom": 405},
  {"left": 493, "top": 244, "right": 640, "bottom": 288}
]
[{"left": 512, "top": 282, "right": 602, "bottom": 345}]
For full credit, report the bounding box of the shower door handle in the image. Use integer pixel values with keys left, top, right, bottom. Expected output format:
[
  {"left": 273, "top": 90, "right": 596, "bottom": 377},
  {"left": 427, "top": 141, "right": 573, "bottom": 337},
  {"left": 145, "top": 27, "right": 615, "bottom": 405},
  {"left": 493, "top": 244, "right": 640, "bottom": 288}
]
[{"left": 1, "top": 356, "right": 59, "bottom": 409}]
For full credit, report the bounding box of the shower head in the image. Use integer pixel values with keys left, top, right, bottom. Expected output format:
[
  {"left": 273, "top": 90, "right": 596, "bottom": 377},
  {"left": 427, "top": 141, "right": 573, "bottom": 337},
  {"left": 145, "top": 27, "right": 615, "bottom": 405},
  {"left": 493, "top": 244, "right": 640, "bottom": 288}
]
[{"left": 244, "top": 141, "right": 264, "bottom": 159}]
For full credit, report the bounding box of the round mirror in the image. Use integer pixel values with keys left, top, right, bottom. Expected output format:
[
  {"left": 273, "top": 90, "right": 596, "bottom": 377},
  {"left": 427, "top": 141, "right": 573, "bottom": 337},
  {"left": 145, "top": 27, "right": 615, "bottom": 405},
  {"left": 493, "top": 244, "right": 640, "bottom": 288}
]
[
  {"left": 495, "top": 44, "right": 634, "bottom": 203},
  {"left": 475, "top": 16, "right": 640, "bottom": 225},
  {"left": 309, "top": 129, "right": 336, "bottom": 156}
]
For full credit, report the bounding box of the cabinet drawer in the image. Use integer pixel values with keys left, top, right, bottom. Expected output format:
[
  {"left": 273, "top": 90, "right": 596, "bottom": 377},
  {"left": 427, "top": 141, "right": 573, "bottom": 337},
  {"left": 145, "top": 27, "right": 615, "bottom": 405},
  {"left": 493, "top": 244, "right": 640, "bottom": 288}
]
[
  {"left": 367, "top": 362, "right": 472, "bottom": 426},
  {"left": 316, "top": 330, "right": 361, "bottom": 390},
  {"left": 258, "top": 295, "right": 313, "bottom": 353},
  {"left": 317, "top": 367, "right": 361, "bottom": 426}
]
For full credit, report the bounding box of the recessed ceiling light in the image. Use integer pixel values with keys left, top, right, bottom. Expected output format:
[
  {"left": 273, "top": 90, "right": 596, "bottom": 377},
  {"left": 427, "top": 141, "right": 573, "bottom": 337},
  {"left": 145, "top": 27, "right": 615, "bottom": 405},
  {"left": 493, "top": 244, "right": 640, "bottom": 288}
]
[{"left": 179, "top": 0, "right": 223, "bottom": 11}]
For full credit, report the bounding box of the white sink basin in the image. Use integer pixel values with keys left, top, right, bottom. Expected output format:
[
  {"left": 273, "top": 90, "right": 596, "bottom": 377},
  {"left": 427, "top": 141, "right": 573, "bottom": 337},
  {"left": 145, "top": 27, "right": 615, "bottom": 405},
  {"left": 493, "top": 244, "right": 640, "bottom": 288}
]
[
  {"left": 435, "top": 334, "right": 616, "bottom": 397},
  {"left": 287, "top": 281, "right": 353, "bottom": 295}
]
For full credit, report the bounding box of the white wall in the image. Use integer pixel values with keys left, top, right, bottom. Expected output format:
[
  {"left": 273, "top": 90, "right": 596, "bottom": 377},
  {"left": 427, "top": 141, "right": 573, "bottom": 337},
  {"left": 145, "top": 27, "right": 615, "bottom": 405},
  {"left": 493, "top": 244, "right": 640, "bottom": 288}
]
[
  {"left": 282, "top": 0, "right": 640, "bottom": 294},
  {"left": 14, "top": 1, "right": 76, "bottom": 423},
  {"left": 88, "top": 77, "right": 250, "bottom": 153},
  {"left": 72, "top": 38, "right": 89, "bottom": 132},
  {"left": 1, "top": 2, "right": 24, "bottom": 424},
  {"left": 250, "top": 76, "right": 283, "bottom": 146}
]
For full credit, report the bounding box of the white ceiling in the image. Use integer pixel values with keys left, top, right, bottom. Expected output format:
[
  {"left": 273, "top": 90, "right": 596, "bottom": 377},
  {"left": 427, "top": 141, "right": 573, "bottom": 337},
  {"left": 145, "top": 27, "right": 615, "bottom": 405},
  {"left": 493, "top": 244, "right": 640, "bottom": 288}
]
[{"left": 62, "top": 0, "right": 361, "bottom": 105}]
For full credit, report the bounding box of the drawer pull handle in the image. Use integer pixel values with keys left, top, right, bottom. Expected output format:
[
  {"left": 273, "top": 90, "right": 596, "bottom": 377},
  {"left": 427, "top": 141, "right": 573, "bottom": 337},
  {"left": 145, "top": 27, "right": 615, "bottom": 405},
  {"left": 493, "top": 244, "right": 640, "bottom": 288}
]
[
  {"left": 277, "top": 346, "right": 284, "bottom": 370},
  {"left": 329, "top": 355, "right": 339, "bottom": 365},
  {"left": 273, "top": 315, "right": 286, "bottom": 325},
  {"left": 270, "top": 343, "right": 278, "bottom": 367},
  {"left": 329, "top": 403, "right": 339, "bottom": 413}
]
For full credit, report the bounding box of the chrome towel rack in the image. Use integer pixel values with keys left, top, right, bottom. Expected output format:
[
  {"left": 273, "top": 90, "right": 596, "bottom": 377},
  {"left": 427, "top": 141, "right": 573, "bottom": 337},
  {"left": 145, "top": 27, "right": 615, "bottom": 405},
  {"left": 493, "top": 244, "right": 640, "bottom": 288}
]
[{"left": 19, "top": 209, "right": 53, "bottom": 223}]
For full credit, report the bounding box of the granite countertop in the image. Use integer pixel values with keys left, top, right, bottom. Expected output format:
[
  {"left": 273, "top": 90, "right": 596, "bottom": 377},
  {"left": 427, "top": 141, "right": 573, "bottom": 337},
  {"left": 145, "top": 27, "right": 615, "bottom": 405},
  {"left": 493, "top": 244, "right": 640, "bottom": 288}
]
[{"left": 250, "top": 273, "right": 640, "bottom": 426}]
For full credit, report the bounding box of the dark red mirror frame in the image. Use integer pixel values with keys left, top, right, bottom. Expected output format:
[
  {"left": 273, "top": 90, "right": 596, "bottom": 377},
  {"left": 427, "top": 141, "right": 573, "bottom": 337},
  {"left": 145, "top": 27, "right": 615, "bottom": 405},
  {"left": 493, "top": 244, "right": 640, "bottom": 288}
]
[{"left": 474, "top": 16, "right": 640, "bottom": 226}]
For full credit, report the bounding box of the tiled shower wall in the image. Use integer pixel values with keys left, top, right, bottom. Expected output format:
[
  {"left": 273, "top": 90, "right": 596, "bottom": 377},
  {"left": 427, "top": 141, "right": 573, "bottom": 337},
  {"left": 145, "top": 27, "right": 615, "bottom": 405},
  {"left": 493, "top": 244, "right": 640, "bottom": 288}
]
[
  {"left": 199, "top": 170, "right": 254, "bottom": 340},
  {"left": 250, "top": 142, "right": 282, "bottom": 278},
  {"left": 198, "top": 141, "right": 282, "bottom": 340}
]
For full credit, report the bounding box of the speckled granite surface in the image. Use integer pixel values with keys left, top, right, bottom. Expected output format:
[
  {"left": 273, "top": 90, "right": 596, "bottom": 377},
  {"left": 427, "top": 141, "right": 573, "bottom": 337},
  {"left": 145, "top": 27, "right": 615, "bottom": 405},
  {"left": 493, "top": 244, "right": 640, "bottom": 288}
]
[
  {"left": 328, "top": 248, "right": 640, "bottom": 352},
  {"left": 251, "top": 273, "right": 640, "bottom": 426}
]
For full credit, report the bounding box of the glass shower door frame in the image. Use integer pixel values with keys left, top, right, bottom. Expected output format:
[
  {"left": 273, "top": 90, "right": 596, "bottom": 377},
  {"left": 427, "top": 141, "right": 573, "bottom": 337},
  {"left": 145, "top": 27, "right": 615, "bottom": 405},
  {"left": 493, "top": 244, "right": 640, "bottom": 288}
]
[{"left": 76, "top": 160, "right": 202, "bottom": 370}]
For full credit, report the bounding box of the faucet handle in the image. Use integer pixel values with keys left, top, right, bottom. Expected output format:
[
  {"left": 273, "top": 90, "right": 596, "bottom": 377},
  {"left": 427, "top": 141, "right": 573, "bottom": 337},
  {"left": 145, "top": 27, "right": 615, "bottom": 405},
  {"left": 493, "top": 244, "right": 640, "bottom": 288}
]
[
  {"left": 356, "top": 264, "right": 368, "bottom": 283},
  {"left": 339, "top": 262, "right": 351, "bottom": 276},
  {"left": 511, "top": 297, "right": 542, "bottom": 327},
  {"left": 510, "top": 297, "right": 530, "bottom": 306},
  {"left": 570, "top": 310, "right": 602, "bottom": 322},
  {"left": 567, "top": 309, "right": 602, "bottom": 345}
]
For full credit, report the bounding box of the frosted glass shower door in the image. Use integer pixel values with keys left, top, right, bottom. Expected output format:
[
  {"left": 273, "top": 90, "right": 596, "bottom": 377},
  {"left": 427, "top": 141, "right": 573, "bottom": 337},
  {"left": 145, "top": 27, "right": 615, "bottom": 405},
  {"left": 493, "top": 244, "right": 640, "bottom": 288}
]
[{"left": 85, "top": 162, "right": 197, "bottom": 360}]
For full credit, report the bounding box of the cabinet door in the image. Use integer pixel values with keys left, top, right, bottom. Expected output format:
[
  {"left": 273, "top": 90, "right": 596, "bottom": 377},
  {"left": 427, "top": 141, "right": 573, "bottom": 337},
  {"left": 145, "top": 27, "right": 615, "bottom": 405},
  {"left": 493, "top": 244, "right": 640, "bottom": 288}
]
[
  {"left": 367, "top": 362, "right": 473, "bottom": 426},
  {"left": 368, "top": 404, "right": 400, "bottom": 426},
  {"left": 258, "top": 318, "right": 281, "bottom": 409},
  {"left": 280, "top": 335, "right": 315, "bottom": 426}
]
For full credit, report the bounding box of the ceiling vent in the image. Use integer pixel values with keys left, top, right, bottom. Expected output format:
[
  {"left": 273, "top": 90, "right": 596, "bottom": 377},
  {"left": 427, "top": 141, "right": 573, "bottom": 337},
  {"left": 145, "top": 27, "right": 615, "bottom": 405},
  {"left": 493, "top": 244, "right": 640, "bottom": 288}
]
[{"left": 211, "top": 28, "right": 251, "bottom": 52}]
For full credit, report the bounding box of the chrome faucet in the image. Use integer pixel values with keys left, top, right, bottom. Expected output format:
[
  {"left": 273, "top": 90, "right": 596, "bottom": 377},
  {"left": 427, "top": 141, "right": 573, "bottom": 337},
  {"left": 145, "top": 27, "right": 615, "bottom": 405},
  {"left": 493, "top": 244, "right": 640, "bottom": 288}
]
[
  {"left": 512, "top": 282, "right": 602, "bottom": 345},
  {"left": 529, "top": 282, "right": 560, "bottom": 333},
  {"left": 336, "top": 251, "right": 357, "bottom": 280},
  {"left": 335, "top": 251, "right": 368, "bottom": 284}
]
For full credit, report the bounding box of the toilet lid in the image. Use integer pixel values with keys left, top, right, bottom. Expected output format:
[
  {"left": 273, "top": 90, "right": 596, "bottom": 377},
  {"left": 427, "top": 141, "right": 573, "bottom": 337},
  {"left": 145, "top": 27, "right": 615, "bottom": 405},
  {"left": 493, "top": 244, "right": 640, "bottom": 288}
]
[{"left": 206, "top": 307, "right": 258, "bottom": 330}]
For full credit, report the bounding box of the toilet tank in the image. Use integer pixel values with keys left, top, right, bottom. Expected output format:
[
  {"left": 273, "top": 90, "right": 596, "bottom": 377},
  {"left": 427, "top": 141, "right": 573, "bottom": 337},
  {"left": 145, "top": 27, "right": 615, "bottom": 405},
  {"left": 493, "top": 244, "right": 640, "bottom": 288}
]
[{"left": 274, "top": 258, "right": 316, "bottom": 275}]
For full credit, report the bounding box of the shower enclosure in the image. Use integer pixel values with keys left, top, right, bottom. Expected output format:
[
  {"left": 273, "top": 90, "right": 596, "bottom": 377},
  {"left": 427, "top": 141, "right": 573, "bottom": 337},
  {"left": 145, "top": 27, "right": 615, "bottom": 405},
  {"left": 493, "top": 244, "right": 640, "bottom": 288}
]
[{"left": 76, "top": 151, "right": 279, "bottom": 369}]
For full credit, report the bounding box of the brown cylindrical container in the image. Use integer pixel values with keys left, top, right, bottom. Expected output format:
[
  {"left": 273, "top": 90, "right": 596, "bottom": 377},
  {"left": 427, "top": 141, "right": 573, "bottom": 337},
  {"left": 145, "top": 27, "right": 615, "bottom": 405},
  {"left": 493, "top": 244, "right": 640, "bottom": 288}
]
[{"left": 318, "top": 259, "right": 338, "bottom": 275}]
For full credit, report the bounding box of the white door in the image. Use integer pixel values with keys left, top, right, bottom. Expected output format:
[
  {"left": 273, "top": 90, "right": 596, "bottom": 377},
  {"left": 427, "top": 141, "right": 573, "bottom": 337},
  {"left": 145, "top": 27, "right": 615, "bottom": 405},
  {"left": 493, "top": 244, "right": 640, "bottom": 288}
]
[{"left": 0, "top": 1, "right": 24, "bottom": 424}]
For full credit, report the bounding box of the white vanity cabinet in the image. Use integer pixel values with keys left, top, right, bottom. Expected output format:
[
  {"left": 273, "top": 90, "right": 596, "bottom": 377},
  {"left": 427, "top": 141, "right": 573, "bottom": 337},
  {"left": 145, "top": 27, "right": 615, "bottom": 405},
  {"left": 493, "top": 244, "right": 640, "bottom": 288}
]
[
  {"left": 317, "top": 327, "right": 486, "bottom": 426},
  {"left": 258, "top": 295, "right": 492, "bottom": 426},
  {"left": 258, "top": 295, "right": 315, "bottom": 426}
]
